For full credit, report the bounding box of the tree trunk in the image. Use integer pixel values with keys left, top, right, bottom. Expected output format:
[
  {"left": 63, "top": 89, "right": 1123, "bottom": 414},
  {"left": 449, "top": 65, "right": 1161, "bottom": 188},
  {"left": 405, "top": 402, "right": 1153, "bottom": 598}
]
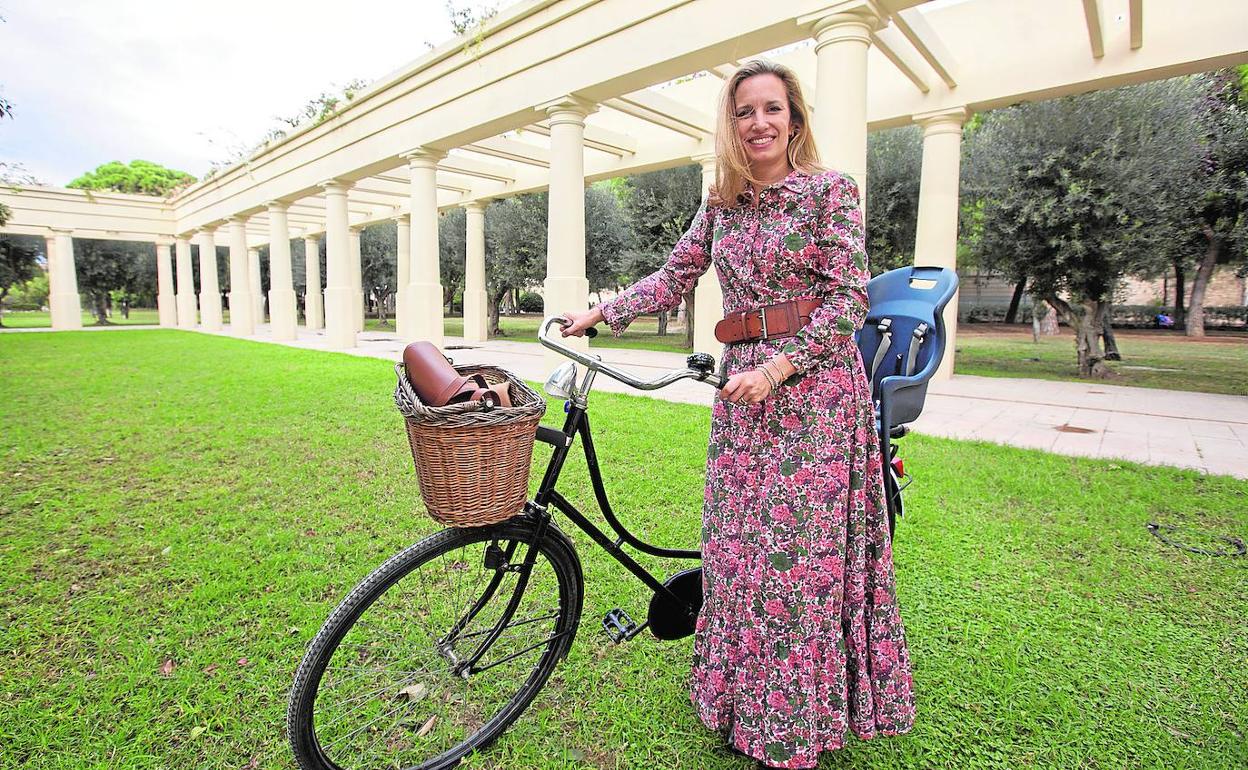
[
  {"left": 1039, "top": 302, "right": 1059, "bottom": 335},
  {"left": 683, "top": 290, "right": 695, "bottom": 350},
  {"left": 92, "top": 294, "right": 110, "bottom": 325},
  {"left": 1101, "top": 302, "right": 1121, "bottom": 361},
  {"left": 1004, "top": 278, "right": 1027, "bottom": 324},
  {"left": 656, "top": 310, "right": 668, "bottom": 336},
  {"left": 1048, "top": 294, "right": 1111, "bottom": 378},
  {"left": 443, "top": 285, "right": 455, "bottom": 314},
  {"left": 1171, "top": 260, "right": 1187, "bottom": 327},
  {"left": 487, "top": 289, "right": 506, "bottom": 336},
  {"left": 0, "top": 287, "right": 8, "bottom": 327},
  {"left": 121, "top": 297, "right": 130, "bottom": 320},
  {"left": 1185, "top": 226, "right": 1220, "bottom": 338},
  {"left": 376, "top": 290, "right": 390, "bottom": 328}
]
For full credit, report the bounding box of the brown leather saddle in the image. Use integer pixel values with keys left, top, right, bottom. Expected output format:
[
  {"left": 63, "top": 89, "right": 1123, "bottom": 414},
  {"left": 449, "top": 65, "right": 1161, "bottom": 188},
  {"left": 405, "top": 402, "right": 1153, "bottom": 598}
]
[{"left": 402, "top": 341, "right": 512, "bottom": 408}]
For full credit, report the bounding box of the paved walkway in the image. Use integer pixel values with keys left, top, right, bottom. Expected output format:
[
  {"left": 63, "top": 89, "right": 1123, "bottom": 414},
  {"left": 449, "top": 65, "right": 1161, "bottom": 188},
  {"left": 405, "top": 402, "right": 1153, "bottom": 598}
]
[{"left": 7, "top": 322, "right": 1247, "bottom": 479}]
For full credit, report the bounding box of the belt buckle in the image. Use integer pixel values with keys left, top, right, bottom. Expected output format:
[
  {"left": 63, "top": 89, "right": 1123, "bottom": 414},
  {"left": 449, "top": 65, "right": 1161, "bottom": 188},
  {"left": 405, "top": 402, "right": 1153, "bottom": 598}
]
[{"left": 757, "top": 307, "right": 769, "bottom": 341}]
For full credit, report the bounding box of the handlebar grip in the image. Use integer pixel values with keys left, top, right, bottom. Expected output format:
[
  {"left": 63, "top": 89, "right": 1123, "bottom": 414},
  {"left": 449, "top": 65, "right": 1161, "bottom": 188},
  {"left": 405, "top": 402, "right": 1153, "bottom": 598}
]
[{"left": 584, "top": 326, "right": 598, "bottom": 339}]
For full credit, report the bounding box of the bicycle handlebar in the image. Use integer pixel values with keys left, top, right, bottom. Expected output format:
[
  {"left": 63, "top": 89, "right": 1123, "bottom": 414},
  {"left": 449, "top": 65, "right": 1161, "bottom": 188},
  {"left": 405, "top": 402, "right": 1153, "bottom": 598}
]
[{"left": 538, "top": 316, "right": 728, "bottom": 391}]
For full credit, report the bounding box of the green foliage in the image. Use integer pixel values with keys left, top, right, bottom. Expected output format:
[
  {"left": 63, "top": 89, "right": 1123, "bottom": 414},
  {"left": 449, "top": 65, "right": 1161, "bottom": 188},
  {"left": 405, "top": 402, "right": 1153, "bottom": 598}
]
[
  {"left": 5, "top": 271, "right": 49, "bottom": 310},
  {"left": 866, "top": 125, "right": 922, "bottom": 274},
  {"left": 66, "top": 160, "right": 196, "bottom": 196},
  {"left": 0, "top": 234, "right": 41, "bottom": 323},
  {"left": 516, "top": 291, "right": 544, "bottom": 312},
  {"left": 438, "top": 207, "right": 467, "bottom": 295},
  {"left": 584, "top": 184, "right": 633, "bottom": 293},
  {"left": 485, "top": 192, "right": 548, "bottom": 296},
  {"left": 73, "top": 239, "right": 157, "bottom": 323}
]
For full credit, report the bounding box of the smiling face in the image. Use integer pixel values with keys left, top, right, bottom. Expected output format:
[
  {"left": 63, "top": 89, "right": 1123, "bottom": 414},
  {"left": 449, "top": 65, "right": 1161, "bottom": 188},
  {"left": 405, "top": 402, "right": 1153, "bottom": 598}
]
[{"left": 733, "top": 73, "right": 793, "bottom": 181}]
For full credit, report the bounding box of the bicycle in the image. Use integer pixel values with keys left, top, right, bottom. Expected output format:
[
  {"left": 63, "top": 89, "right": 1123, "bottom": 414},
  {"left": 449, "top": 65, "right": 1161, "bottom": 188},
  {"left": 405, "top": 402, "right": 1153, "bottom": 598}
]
[{"left": 287, "top": 264, "right": 954, "bottom": 769}]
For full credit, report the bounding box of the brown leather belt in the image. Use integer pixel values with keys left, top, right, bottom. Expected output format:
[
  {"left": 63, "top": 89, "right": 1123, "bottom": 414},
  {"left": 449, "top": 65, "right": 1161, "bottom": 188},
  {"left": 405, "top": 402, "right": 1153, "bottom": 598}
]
[{"left": 714, "top": 298, "right": 823, "bottom": 344}]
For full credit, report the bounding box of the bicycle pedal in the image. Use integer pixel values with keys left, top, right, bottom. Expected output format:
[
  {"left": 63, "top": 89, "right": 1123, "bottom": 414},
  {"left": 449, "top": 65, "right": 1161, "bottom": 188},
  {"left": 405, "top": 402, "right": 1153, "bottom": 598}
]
[{"left": 601, "top": 608, "right": 637, "bottom": 644}]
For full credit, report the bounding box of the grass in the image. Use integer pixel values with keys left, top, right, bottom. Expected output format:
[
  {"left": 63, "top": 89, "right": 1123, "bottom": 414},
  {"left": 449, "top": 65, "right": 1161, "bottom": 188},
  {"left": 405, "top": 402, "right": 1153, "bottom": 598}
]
[
  {"left": 955, "top": 325, "right": 1248, "bottom": 396},
  {"left": 1, "top": 331, "right": 1245, "bottom": 769},
  {"left": 0, "top": 308, "right": 162, "bottom": 328}
]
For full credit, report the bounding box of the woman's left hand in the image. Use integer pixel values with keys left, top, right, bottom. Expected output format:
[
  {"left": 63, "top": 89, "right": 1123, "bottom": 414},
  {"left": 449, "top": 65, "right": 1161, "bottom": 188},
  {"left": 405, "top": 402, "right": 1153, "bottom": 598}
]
[{"left": 719, "top": 369, "right": 772, "bottom": 407}]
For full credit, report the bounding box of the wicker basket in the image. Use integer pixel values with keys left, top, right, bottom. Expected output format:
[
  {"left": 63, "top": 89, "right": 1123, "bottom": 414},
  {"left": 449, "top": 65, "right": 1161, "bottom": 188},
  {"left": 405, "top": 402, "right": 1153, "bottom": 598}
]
[{"left": 394, "top": 362, "right": 546, "bottom": 527}]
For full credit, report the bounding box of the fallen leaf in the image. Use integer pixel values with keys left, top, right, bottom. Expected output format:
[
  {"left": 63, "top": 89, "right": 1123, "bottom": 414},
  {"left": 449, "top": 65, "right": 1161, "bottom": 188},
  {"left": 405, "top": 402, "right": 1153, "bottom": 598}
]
[
  {"left": 303, "top": 529, "right": 317, "bottom": 537},
  {"left": 158, "top": 658, "right": 176, "bottom": 677},
  {"left": 203, "top": 663, "right": 220, "bottom": 676},
  {"left": 396, "top": 683, "right": 427, "bottom": 702},
  {"left": 287, "top": 626, "right": 300, "bottom": 636},
  {"left": 160, "top": 546, "right": 172, "bottom": 556},
  {"left": 243, "top": 757, "right": 261, "bottom": 770},
  {"left": 188, "top": 725, "right": 205, "bottom": 740},
  {"left": 237, "top": 657, "right": 250, "bottom": 667},
  {"left": 416, "top": 715, "right": 437, "bottom": 738}
]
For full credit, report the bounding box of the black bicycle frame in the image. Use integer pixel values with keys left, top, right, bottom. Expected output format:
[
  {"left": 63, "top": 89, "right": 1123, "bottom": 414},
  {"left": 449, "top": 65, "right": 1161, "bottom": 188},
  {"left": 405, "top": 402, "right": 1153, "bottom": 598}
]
[{"left": 451, "top": 396, "right": 701, "bottom": 675}]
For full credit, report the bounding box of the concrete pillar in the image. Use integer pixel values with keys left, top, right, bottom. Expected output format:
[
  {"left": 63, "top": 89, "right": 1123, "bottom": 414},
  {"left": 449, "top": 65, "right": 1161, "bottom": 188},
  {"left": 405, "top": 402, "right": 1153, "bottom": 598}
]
[
  {"left": 267, "top": 202, "right": 298, "bottom": 341},
  {"left": 197, "top": 227, "right": 223, "bottom": 330},
  {"left": 403, "top": 149, "right": 447, "bottom": 349},
  {"left": 303, "top": 235, "right": 324, "bottom": 331},
  {"left": 321, "top": 181, "right": 357, "bottom": 349},
  {"left": 463, "top": 201, "right": 488, "bottom": 343},
  {"left": 912, "top": 107, "right": 969, "bottom": 381},
  {"left": 541, "top": 96, "right": 594, "bottom": 356},
  {"left": 156, "top": 239, "right": 176, "bottom": 327},
  {"left": 808, "top": 6, "right": 881, "bottom": 209},
  {"left": 46, "top": 228, "right": 83, "bottom": 330},
  {"left": 691, "top": 153, "right": 723, "bottom": 356},
  {"left": 349, "top": 226, "right": 364, "bottom": 332},
  {"left": 394, "top": 214, "right": 412, "bottom": 338},
  {"left": 174, "top": 237, "right": 197, "bottom": 328},
  {"left": 248, "top": 247, "right": 264, "bottom": 325},
  {"left": 227, "top": 217, "right": 254, "bottom": 335}
]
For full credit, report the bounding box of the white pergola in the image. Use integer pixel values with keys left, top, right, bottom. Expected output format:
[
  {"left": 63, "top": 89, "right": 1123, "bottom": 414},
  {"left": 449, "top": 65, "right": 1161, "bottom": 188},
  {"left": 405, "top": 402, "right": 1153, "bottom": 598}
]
[{"left": 3, "top": 0, "right": 1245, "bottom": 377}]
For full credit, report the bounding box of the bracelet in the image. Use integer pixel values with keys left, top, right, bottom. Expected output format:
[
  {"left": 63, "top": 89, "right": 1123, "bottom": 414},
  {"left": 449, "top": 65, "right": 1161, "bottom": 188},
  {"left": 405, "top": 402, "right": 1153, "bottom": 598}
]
[
  {"left": 763, "top": 359, "right": 786, "bottom": 388},
  {"left": 758, "top": 366, "right": 778, "bottom": 392}
]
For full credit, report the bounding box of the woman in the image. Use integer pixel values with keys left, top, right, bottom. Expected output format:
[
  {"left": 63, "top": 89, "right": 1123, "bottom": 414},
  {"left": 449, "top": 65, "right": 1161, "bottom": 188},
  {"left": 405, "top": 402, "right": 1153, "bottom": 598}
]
[{"left": 560, "top": 60, "right": 914, "bottom": 769}]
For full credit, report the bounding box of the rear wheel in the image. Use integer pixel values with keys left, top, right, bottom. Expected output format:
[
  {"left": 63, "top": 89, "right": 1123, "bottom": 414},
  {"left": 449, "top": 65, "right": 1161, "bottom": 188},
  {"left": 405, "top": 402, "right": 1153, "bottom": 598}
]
[{"left": 288, "top": 518, "right": 582, "bottom": 769}]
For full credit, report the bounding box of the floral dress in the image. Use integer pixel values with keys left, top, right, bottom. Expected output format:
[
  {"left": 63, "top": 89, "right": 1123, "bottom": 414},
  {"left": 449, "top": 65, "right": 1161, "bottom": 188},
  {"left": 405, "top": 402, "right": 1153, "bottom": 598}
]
[{"left": 599, "top": 169, "right": 915, "bottom": 768}]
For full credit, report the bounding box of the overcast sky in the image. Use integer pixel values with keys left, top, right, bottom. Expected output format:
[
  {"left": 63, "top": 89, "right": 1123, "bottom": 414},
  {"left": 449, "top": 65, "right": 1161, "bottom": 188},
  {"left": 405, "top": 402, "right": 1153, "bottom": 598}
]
[{"left": 0, "top": 0, "right": 490, "bottom": 185}]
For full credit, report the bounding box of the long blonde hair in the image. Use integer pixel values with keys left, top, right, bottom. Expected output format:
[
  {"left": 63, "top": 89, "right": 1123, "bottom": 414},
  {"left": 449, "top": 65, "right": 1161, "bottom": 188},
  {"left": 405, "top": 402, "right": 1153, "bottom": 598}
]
[{"left": 709, "top": 59, "right": 822, "bottom": 207}]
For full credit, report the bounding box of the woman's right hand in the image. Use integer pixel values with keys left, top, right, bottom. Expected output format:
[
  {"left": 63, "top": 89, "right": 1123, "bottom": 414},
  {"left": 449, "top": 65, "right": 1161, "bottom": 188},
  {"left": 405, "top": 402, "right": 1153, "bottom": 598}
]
[{"left": 559, "top": 307, "right": 604, "bottom": 337}]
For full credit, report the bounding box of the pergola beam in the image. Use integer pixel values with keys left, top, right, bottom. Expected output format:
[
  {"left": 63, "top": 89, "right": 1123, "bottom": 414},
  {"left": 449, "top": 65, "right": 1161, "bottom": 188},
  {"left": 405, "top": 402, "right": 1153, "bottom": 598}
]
[
  {"left": 893, "top": 7, "right": 959, "bottom": 89},
  {"left": 873, "top": 24, "right": 930, "bottom": 93},
  {"left": 463, "top": 137, "right": 550, "bottom": 167},
  {"left": 603, "top": 90, "right": 714, "bottom": 138},
  {"left": 1081, "top": 0, "right": 1106, "bottom": 59},
  {"left": 521, "top": 122, "right": 637, "bottom": 157},
  {"left": 1129, "top": 0, "right": 1143, "bottom": 50}
]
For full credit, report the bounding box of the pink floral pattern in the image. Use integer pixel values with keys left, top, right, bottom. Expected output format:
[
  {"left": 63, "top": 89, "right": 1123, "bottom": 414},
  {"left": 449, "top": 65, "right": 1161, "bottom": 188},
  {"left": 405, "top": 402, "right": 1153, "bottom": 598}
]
[{"left": 600, "top": 169, "right": 915, "bottom": 768}]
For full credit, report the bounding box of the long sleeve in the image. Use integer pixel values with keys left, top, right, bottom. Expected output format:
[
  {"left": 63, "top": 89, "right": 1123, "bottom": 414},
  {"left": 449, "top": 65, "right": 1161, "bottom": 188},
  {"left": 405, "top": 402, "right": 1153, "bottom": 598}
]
[
  {"left": 782, "top": 174, "right": 869, "bottom": 374},
  {"left": 599, "top": 201, "right": 715, "bottom": 336}
]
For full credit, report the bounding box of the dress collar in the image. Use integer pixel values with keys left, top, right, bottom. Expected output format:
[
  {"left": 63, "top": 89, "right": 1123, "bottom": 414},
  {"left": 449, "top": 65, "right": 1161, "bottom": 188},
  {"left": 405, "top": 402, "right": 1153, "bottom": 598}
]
[{"left": 736, "top": 169, "right": 812, "bottom": 205}]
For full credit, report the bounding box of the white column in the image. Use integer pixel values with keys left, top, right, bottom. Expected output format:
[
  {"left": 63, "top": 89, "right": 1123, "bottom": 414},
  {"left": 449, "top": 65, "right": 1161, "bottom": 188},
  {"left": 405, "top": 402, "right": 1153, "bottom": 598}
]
[
  {"left": 267, "top": 202, "right": 298, "bottom": 341},
  {"left": 321, "top": 181, "right": 357, "bottom": 349},
  {"left": 463, "top": 201, "right": 488, "bottom": 343},
  {"left": 349, "top": 226, "right": 364, "bottom": 332},
  {"left": 226, "top": 217, "right": 254, "bottom": 335},
  {"left": 156, "top": 239, "right": 176, "bottom": 327},
  {"left": 912, "top": 107, "right": 968, "bottom": 381},
  {"left": 403, "top": 149, "right": 447, "bottom": 348},
  {"left": 46, "top": 228, "right": 83, "bottom": 330},
  {"left": 394, "top": 214, "right": 412, "bottom": 338},
  {"left": 197, "top": 228, "right": 223, "bottom": 330},
  {"left": 808, "top": 6, "right": 880, "bottom": 209},
  {"left": 175, "top": 236, "right": 197, "bottom": 328},
  {"left": 541, "top": 96, "right": 594, "bottom": 357},
  {"left": 303, "top": 235, "right": 324, "bottom": 331},
  {"left": 691, "top": 153, "right": 723, "bottom": 356},
  {"left": 248, "top": 247, "right": 264, "bottom": 325}
]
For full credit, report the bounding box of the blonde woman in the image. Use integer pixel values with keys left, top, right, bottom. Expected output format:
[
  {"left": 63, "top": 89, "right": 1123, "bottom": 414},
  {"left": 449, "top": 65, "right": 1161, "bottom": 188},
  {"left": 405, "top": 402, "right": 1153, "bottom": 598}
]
[{"left": 561, "top": 60, "right": 914, "bottom": 769}]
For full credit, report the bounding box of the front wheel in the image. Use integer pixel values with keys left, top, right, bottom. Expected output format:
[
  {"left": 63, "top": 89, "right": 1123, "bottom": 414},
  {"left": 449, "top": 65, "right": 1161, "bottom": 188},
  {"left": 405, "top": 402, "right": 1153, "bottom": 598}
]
[{"left": 288, "top": 518, "right": 583, "bottom": 770}]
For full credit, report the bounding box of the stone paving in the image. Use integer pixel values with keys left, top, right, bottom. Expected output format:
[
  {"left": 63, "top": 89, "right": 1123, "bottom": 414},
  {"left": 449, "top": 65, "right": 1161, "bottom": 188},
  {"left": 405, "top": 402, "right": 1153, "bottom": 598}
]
[{"left": 7, "top": 322, "right": 1246, "bottom": 479}]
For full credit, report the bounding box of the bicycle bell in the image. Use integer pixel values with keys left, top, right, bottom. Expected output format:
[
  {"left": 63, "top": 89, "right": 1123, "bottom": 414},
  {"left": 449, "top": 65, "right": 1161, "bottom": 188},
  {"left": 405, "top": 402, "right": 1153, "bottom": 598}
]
[{"left": 543, "top": 361, "right": 580, "bottom": 399}]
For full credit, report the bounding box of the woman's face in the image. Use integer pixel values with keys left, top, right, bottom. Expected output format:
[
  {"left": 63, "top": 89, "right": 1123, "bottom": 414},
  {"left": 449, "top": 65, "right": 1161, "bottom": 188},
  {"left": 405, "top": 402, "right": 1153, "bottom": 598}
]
[{"left": 733, "top": 73, "right": 793, "bottom": 174}]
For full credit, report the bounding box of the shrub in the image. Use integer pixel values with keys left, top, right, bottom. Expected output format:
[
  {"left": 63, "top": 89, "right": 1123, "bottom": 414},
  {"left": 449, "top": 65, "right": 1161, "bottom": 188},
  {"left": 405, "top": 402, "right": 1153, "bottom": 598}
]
[{"left": 517, "top": 291, "right": 544, "bottom": 313}]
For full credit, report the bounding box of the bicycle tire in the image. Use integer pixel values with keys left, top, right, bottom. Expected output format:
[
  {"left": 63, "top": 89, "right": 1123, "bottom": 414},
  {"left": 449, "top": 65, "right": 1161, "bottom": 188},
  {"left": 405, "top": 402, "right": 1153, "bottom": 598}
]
[{"left": 287, "top": 518, "right": 583, "bottom": 770}]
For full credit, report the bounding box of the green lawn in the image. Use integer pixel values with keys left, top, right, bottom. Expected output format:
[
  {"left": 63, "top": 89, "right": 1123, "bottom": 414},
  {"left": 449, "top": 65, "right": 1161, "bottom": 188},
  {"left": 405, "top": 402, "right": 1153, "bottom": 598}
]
[
  {"left": 1, "top": 331, "right": 1244, "bottom": 769},
  {"left": 955, "top": 326, "right": 1248, "bottom": 396},
  {"left": 0, "top": 308, "right": 162, "bottom": 328}
]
